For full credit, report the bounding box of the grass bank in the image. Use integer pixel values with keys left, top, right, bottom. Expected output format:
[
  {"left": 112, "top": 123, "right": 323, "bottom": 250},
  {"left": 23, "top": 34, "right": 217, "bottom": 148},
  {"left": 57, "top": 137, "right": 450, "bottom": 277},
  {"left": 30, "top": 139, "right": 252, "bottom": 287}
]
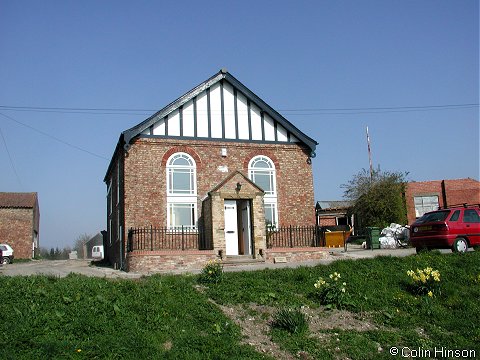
[{"left": 1, "top": 251, "right": 479, "bottom": 359}]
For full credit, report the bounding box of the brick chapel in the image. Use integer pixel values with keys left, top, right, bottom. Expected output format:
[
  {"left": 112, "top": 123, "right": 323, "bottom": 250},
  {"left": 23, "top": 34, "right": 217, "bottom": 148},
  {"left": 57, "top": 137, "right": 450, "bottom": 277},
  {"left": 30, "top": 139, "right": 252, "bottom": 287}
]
[{"left": 104, "top": 70, "right": 318, "bottom": 271}]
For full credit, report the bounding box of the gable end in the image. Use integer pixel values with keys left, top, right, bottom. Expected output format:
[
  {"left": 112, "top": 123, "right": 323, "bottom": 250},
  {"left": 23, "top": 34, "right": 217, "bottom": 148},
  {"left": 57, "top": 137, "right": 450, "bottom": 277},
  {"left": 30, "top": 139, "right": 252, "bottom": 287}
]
[{"left": 122, "top": 70, "right": 317, "bottom": 155}]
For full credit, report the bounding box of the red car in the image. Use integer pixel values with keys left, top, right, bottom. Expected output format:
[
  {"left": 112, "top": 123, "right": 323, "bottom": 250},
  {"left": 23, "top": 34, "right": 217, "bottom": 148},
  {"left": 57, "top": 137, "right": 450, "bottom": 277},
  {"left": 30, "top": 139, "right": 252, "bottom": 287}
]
[{"left": 410, "top": 205, "right": 480, "bottom": 253}]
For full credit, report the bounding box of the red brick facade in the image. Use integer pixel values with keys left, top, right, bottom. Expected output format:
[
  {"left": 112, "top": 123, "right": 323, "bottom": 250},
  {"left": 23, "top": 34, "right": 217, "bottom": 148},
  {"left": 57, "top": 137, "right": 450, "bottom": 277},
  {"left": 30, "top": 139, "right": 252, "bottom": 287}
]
[
  {"left": 405, "top": 178, "right": 480, "bottom": 224},
  {"left": 0, "top": 193, "right": 40, "bottom": 259},
  {"left": 123, "top": 138, "right": 315, "bottom": 229},
  {"left": 104, "top": 70, "right": 319, "bottom": 271},
  {"left": 105, "top": 137, "right": 316, "bottom": 270}
]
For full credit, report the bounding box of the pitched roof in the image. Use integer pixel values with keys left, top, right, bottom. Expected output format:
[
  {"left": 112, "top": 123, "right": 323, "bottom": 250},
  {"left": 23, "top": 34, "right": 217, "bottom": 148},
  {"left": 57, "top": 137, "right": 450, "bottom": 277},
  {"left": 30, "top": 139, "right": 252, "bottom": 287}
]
[
  {"left": 0, "top": 192, "right": 38, "bottom": 208},
  {"left": 122, "top": 69, "right": 318, "bottom": 153},
  {"left": 208, "top": 170, "right": 264, "bottom": 195}
]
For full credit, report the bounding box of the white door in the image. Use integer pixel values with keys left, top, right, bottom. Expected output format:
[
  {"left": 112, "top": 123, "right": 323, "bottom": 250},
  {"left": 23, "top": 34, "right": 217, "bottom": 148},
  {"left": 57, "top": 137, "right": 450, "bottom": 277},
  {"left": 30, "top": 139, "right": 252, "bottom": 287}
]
[{"left": 224, "top": 200, "right": 238, "bottom": 255}]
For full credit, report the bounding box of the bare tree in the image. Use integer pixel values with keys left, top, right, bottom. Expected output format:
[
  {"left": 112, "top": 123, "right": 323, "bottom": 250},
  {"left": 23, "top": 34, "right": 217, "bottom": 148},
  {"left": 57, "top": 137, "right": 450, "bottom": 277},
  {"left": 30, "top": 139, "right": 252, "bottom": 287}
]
[{"left": 73, "top": 233, "right": 91, "bottom": 259}]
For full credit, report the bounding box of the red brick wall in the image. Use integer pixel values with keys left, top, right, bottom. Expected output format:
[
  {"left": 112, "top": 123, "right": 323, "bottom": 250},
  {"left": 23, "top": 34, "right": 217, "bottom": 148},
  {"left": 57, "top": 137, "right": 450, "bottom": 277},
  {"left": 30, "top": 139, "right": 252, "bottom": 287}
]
[
  {"left": 265, "top": 247, "right": 330, "bottom": 263},
  {"left": 127, "top": 250, "right": 217, "bottom": 273},
  {"left": 318, "top": 217, "right": 337, "bottom": 226},
  {"left": 0, "top": 208, "right": 34, "bottom": 259},
  {"left": 105, "top": 137, "right": 316, "bottom": 270},
  {"left": 405, "top": 178, "right": 480, "bottom": 224},
  {"left": 123, "top": 137, "right": 316, "bottom": 231}
]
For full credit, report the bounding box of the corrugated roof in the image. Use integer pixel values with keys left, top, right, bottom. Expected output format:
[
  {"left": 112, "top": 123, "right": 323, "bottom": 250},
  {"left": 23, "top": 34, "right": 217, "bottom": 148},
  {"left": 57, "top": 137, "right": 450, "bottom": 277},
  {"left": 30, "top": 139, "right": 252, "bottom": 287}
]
[
  {"left": 316, "top": 200, "right": 353, "bottom": 211},
  {"left": 0, "top": 192, "right": 37, "bottom": 208}
]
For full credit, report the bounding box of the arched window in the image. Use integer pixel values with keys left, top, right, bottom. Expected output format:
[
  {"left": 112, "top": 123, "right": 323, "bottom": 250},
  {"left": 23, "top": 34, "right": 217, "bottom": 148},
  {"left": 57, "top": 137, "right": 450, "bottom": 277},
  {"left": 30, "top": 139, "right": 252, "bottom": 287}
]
[
  {"left": 248, "top": 156, "right": 278, "bottom": 227},
  {"left": 248, "top": 156, "right": 276, "bottom": 195},
  {"left": 166, "top": 152, "right": 197, "bottom": 228}
]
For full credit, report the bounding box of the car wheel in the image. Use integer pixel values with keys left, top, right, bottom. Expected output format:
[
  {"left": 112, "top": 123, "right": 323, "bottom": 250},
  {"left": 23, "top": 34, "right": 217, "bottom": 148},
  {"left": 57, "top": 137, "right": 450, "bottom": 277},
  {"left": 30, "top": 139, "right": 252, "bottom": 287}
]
[
  {"left": 452, "top": 238, "right": 468, "bottom": 253},
  {"left": 2, "top": 257, "right": 10, "bottom": 265}
]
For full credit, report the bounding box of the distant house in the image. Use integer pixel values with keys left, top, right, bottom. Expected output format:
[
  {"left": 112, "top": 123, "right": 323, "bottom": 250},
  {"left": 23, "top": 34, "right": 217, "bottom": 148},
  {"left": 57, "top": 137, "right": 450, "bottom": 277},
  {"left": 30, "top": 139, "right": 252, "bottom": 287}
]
[
  {"left": 104, "top": 70, "right": 322, "bottom": 272},
  {"left": 0, "top": 192, "right": 40, "bottom": 259},
  {"left": 405, "top": 178, "right": 480, "bottom": 224}
]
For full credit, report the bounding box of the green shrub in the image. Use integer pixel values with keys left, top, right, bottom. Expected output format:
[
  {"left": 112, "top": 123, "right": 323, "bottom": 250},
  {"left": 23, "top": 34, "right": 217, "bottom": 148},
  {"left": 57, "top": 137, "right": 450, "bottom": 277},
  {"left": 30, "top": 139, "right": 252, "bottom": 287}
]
[
  {"left": 272, "top": 308, "right": 308, "bottom": 334},
  {"left": 198, "top": 259, "right": 223, "bottom": 285}
]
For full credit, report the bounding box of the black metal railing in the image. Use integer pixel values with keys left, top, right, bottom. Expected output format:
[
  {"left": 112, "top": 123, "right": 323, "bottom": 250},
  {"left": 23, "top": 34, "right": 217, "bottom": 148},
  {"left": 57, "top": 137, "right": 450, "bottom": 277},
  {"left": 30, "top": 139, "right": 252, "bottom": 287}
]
[
  {"left": 266, "top": 225, "right": 352, "bottom": 248},
  {"left": 128, "top": 225, "right": 212, "bottom": 252},
  {"left": 128, "top": 224, "right": 350, "bottom": 251},
  {"left": 266, "top": 225, "right": 324, "bottom": 248}
]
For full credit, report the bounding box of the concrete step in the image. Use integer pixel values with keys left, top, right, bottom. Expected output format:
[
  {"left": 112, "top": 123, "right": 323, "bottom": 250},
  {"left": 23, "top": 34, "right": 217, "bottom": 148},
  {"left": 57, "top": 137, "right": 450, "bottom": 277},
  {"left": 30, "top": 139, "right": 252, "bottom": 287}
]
[{"left": 222, "top": 256, "right": 265, "bottom": 266}]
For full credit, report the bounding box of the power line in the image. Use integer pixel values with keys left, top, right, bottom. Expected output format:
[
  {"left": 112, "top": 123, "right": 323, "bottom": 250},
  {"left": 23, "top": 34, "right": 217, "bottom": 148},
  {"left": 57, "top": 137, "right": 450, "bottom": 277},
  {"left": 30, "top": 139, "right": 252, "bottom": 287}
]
[
  {"left": 0, "top": 103, "right": 477, "bottom": 115},
  {"left": 280, "top": 103, "right": 478, "bottom": 112},
  {"left": 0, "top": 112, "right": 109, "bottom": 160},
  {"left": 0, "top": 126, "right": 23, "bottom": 188}
]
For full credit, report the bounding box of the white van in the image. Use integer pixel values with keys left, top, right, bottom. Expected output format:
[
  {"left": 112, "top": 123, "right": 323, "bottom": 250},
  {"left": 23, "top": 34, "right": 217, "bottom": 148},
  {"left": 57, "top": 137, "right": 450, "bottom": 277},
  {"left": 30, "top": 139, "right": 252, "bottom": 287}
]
[
  {"left": 92, "top": 245, "right": 104, "bottom": 260},
  {"left": 0, "top": 244, "right": 14, "bottom": 264}
]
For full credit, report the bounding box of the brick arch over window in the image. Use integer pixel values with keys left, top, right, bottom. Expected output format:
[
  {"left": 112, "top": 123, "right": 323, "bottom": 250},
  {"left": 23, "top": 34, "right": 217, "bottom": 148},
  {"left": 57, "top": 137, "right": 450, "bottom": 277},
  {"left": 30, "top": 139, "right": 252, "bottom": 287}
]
[
  {"left": 242, "top": 150, "right": 280, "bottom": 172},
  {"left": 161, "top": 146, "right": 202, "bottom": 169}
]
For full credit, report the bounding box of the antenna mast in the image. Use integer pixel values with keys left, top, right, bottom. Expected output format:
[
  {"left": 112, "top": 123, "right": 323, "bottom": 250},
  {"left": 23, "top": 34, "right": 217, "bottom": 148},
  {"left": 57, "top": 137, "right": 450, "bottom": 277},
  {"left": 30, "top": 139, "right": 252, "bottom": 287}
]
[{"left": 366, "top": 126, "right": 373, "bottom": 182}]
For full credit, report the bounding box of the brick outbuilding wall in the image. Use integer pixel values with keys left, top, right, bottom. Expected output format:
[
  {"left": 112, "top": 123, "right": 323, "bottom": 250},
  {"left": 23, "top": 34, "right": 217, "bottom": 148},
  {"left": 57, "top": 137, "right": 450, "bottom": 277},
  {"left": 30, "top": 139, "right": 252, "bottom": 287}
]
[
  {"left": 405, "top": 178, "right": 480, "bottom": 224},
  {"left": 318, "top": 217, "right": 337, "bottom": 226},
  {"left": 0, "top": 192, "right": 39, "bottom": 259},
  {"left": 0, "top": 208, "right": 35, "bottom": 259}
]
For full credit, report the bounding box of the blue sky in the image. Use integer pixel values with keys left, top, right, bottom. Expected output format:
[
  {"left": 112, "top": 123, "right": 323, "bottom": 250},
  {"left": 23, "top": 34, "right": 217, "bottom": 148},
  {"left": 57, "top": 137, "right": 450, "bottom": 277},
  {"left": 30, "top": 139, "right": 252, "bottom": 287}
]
[{"left": 0, "top": 0, "right": 478, "bottom": 250}]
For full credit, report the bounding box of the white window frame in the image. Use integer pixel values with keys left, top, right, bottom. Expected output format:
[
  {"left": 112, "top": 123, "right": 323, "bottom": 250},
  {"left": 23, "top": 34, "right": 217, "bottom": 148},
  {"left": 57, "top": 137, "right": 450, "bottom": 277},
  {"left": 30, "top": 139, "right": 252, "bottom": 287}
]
[
  {"left": 167, "top": 203, "right": 196, "bottom": 229},
  {"left": 248, "top": 155, "right": 278, "bottom": 227},
  {"left": 248, "top": 156, "right": 277, "bottom": 196},
  {"left": 414, "top": 195, "right": 439, "bottom": 218},
  {"left": 166, "top": 152, "right": 197, "bottom": 229}
]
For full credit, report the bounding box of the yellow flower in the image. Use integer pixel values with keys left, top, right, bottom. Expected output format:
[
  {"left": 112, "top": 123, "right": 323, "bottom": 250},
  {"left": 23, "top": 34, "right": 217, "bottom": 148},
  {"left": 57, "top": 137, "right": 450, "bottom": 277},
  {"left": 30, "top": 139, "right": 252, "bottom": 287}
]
[
  {"left": 432, "top": 270, "right": 440, "bottom": 282},
  {"left": 419, "top": 273, "right": 427, "bottom": 283},
  {"left": 427, "top": 291, "right": 433, "bottom": 297},
  {"left": 76, "top": 349, "right": 82, "bottom": 353}
]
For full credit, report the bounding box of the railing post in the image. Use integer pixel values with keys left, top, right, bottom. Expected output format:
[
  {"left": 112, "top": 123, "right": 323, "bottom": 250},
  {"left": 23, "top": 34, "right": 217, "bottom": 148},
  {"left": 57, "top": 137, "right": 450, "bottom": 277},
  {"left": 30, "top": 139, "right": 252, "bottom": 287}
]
[
  {"left": 150, "top": 225, "right": 154, "bottom": 251},
  {"left": 289, "top": 225, "right": 293, "bottom": 248}
]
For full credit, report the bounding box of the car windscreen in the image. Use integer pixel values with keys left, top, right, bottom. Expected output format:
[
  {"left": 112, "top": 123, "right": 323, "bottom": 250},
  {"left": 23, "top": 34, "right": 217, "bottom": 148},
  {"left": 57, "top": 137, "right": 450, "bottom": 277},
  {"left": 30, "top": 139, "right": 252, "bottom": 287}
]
[
  {"left": 0, "top": 245, "right": 6, "bottom": 251},
  {"left": 416, "top": 210, "right": 450, "bottom": 224}
]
